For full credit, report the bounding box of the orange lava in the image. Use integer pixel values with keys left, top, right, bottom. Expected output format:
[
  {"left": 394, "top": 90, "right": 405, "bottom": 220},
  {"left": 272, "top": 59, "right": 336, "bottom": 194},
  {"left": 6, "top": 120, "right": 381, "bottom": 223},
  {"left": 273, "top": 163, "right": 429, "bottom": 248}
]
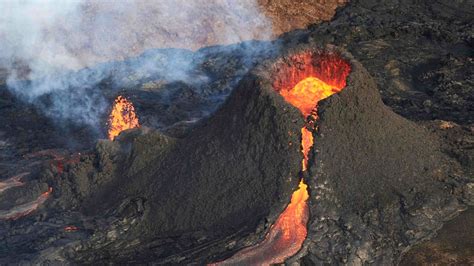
[
  {"left": 273, "top": 52, "right": 351, "bottom": 94},
  {"left": 280, "top": 77, "right": 336, "bottom": 118},
  {"left": 301, "top": 127, "right": 313, "bottom": 172},
  {"left": 212, "top": 181, "right": 309, "bottom": 265},
  {"left": 215, "top": 52, "right": 350, "bottom": 265},
  {"left": 108, "top": 95, "right": 140, "bottom": 140}
]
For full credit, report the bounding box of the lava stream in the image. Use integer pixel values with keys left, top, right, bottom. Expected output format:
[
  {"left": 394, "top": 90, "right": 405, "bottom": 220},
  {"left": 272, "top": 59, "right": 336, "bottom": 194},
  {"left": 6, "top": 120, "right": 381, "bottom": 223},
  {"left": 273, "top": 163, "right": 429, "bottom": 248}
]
[
  {"left": 0, "top": 172, "right": 27, "bottom": 193},
  {"left": 213, "top": 180, "right": 309, "bottom": 265},
  {"left": 0, "top": 187, "right": 52, "bottom": 220},
  {"left": 108, "top": 95, "right": 140, "bottom": 140}
]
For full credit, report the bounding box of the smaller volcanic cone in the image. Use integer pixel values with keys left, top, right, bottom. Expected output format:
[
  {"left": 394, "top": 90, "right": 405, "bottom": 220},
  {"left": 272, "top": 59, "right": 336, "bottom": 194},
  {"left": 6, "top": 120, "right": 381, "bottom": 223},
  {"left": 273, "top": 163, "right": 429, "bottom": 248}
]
[{"left": 108, "top": 96, "right": 140, "bottom": 140}]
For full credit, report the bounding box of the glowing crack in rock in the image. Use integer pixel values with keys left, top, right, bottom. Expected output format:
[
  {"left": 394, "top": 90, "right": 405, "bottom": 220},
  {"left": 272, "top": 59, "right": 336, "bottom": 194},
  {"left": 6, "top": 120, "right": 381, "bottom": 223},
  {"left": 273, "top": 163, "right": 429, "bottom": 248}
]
[{"left": 301, "top": 127, "right": 313, "bottom": 172}]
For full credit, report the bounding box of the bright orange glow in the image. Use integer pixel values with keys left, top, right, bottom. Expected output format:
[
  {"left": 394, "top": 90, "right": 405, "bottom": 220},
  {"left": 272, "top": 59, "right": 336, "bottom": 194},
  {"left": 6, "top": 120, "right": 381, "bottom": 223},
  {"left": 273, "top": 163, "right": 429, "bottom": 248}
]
[
  {"left": 301, "top": 127, "right": 313, "bottom": 171},
  {"left": 280, "top": 77, "right": 337, "bottom": 118},
  {"left": 213, "top": 52, "right": 350, "bottom": 265},
  {"left": 273, "top": 52, "right": 351, "bottom": 94},
  {"left": 211, "top": 180, "right": 309, "bottom": 265},
  {"left": 108, "top": 96, "right": 140, "bottom": 140}
]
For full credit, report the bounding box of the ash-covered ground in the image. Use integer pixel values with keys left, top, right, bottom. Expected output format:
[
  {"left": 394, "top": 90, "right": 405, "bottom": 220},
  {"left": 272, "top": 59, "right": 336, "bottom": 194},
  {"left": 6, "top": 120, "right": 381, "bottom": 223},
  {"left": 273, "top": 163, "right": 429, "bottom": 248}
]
[{"left": 0, "top": 0, "right": 472, "bottom": 264}]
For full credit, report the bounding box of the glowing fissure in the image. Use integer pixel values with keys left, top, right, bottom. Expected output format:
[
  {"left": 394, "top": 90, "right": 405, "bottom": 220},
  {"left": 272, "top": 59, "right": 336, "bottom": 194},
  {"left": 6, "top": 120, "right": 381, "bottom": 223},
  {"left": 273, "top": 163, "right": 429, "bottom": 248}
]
[
  {"left": 301, "top": 127, "right": 313, "bottom": 172},
  {"left": 215, "top": 52, "right": 350, "bottom": 265},
  {"left": 0, "top": 187, "right": 52, "bottom": 220},
  {"left": 108, "top": 95, "right": 140, "bottom": 140}
]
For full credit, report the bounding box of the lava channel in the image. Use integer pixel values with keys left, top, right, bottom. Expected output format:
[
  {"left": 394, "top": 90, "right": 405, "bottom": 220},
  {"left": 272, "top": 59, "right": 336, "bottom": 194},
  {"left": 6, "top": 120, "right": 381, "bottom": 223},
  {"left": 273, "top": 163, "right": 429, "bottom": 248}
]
[
  {"left": 0, "top": 172, "right": 27, "bottom": 193},
  {"left": 214, "top": 52, "right": 351, "bottom": 265},
  {"left": 108, "top": 95, "right": 140, "bottom": 140},
  {"left": 0, "top": 187, "right": 52, "bottom": 220}
]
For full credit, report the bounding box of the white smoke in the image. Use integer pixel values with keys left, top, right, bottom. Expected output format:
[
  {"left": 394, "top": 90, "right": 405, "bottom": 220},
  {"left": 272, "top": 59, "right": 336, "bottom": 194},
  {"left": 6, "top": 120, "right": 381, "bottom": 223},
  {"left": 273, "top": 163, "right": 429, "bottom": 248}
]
[{"left": 0, "top": 0, "right": 272, "bottom": 129}]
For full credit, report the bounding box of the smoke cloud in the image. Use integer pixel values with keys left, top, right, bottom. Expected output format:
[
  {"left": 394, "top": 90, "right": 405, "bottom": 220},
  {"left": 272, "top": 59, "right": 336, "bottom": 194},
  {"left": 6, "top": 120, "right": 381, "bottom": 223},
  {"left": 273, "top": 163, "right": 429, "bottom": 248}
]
[{"left": 0, "top": 0, "right": 272, "bottom": 130}]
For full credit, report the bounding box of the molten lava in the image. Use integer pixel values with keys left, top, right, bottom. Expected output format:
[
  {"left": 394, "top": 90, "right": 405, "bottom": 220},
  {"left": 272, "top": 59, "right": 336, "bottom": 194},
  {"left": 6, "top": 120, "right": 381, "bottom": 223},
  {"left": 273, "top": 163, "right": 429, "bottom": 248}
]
[
  {"left": 280, "top": 77, "right": 336, "bottom": 118},
  {"left": 273, "top": 52, "right": 351, "bottom": 94},
  {"left": 213, "top": 180, "right": 309, "bottom": 265},
  {"left": 108, "top": 95, "right": 140, "bottom": 140},
  {"left": 215, "top": 52, "right": 350, "bottom": 265},
  {"left": 301, "top": 127, "right": 314, "bottom": 171}
]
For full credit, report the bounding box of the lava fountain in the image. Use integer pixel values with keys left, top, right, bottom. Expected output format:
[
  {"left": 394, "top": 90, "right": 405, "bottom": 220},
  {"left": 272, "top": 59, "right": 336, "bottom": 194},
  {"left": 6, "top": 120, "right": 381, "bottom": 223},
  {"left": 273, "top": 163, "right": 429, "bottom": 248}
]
[
  {"left": 108, "top": 96, "right": 140, "bottom": 140},
  {"left": 215, "top": 51, "right": 351, "bottom": 265}
]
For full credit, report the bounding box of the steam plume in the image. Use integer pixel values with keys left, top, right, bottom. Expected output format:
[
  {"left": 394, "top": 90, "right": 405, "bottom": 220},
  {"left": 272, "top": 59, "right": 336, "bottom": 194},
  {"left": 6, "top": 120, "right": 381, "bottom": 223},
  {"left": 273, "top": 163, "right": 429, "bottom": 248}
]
[{"left": 0, "top": 0, "right": 272, "bottom": 130}]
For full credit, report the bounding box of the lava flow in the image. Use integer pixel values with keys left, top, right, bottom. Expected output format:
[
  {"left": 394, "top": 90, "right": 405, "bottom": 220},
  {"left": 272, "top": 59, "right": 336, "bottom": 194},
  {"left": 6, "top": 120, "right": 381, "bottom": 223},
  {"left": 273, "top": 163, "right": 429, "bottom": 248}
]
[
  {"left": 0, "top": 172, "right": 27, "bottom": 193},
  {"left": 0, "top": 187, "right": 52, "bottom": 220},
  {"left": 108, "top": 95, "right": 140, "bottom": 140},
  {"left": 215, "top": 52, "right": 350, "bottom": 265}
]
